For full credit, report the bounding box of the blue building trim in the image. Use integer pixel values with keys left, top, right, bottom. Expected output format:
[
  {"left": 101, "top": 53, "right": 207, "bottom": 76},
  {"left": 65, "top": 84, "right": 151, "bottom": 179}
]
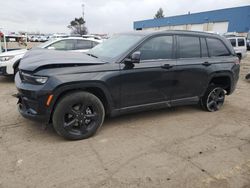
[{"left": 134, "top": 6, "right": 250, "bottom": 32}]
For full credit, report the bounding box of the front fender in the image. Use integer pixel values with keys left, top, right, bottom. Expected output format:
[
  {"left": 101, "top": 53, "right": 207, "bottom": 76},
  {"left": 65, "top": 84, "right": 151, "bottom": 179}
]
[{"left": 48, "top": 81, "right": 116, "bottom": 120}]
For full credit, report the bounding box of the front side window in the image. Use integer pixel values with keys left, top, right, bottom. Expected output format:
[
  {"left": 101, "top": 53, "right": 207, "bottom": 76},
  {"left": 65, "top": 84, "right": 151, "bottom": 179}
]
[
  {"left": 47, "top": 40, "right": 75, "bottom": 50},
  {"left": 75, "top": 40, "right": 92, "bottom": 50},
  {"left": 229, "top": 39, "right": 236, "bottom": 47},
  {"left": 206, "top": 38, "right": 230, "bottom": 57},
  {"left": 178, "top": 36, "right": 200, "bottom": 58},
  {"left": 138, "top": 35, "right": 173, "bottom": 61},
  {"left": 238, "top": 38, "right": 245, "bottom": 46}
]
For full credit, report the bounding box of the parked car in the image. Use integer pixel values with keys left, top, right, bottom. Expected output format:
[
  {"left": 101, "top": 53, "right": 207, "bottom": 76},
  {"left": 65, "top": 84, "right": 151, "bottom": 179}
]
[
  {"left": 0, "top": 37, "right": 101, "bottom": 76},
  {"left": 38, "top": 36, "right": 49, "bottom": 42},
  {"left": 15, "top": 30, "right": 240, "bottom": 140},
  {"left": 227, "top": 36, "right": 247, "bottom": 60}
]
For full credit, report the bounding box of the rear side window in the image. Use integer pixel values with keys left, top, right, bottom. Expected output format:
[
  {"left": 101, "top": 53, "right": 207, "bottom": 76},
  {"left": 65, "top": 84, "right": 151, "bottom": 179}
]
[
  {"left": 178, "top": 36, "right": 200, "bottom": 58},
  {"left": 200, "top": 38, "right": 208, "bottom": 57},
  {"left": 139, "top": 35, "right": 173, "bottom": 60},
  {"left": 206, "top": 38, "right": 230, "bottom": 57},
  {"left": 75, "top": 40, "right": 92, "bottom": 50},
  {"left": 229, "top": 39, "right": 236, "bottom": 47},
  {"left": 238, "top": 39, "right": 245, "bottom": 46}
]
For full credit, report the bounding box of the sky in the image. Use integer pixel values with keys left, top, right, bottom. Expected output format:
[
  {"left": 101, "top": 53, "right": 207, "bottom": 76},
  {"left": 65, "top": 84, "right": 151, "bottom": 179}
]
[{"left": 0, "top": 0, "right": 249, "bottom": 34}]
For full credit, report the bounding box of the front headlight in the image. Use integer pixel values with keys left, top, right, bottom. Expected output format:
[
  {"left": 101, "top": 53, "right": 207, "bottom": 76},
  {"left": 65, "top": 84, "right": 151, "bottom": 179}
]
[
  {"left": 0, "top": 56, "right": 14, "bottom": 61},
  {"left": 34, "top": 76, "right": 48, "bottom": 84},
  {"left": 21, "top": 71, "right": 48, "bottom": 84}
]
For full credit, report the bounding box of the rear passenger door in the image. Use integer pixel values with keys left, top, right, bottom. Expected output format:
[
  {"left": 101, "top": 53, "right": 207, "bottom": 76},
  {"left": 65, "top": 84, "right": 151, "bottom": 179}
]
[{"left": 172, "top": 35, "right": 211, "bottom": 101}]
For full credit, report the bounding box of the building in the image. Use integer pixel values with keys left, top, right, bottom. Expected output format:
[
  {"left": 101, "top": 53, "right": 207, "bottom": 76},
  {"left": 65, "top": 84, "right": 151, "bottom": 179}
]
[{"left": 134, "top": 6, "right": 250, "bottom": 35}]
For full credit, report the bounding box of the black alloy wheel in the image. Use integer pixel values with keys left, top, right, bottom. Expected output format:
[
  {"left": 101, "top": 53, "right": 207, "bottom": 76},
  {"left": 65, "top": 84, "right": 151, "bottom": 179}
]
[
  {"left": 206, "top": 87, "right": 225, "bottom": 112},
  {"left": 53, "top": 92, "right": 105, "bottom": 140},
  {"left": 200, "top": 85, "right": 225, "bottom": 112}
]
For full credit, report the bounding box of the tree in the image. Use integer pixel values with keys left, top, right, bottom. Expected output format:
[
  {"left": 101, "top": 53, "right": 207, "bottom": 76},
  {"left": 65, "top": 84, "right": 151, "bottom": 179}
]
[
  {"left": 68, "top": 17, "right": 88, "bottom": 35},
  {"left": 154, "top": 8, "right": 164, "bottom": 19}
]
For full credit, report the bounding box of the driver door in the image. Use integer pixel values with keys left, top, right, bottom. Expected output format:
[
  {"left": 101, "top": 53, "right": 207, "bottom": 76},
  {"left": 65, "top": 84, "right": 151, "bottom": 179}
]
[{"left": 120, "top": 35, "right": 177, "bottom": 108}]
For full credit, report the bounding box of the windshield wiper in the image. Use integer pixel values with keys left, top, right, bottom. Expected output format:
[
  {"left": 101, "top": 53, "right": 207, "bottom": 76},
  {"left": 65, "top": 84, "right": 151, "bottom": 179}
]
[{"left": 86, "top": 53, "right": 98, "bottom": 58}]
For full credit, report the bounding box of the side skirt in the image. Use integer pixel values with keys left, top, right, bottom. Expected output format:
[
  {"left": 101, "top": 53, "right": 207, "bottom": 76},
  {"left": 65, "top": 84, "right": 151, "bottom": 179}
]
[{"left": 110, "top": 96, "right": 199, "bottom": 117}]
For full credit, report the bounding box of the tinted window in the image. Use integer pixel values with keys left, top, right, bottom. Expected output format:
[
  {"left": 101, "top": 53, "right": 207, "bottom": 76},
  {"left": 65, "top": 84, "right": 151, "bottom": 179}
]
[
  {"left": 75, "top": 40, "right": 92, "bottom": 50},
  {"left": 48, "top": 40, "right": 75, "bottom": 50},
  {"left": 200, "top": 38, "right": 208, "bottom": 57},
  {"left": 178, "top": 36, "right": 200, "bottom": 58},
  {"left": 139, "top": 35, "right": 173, "bottom": 60},
  {"left": 229, "top": 39, "right": 236, "bottom": 47},
  {"left": 238, "top": 38, "right": 245, "bottom": 46},
  {"left": 206, "top": 38, "right": 230, "bottom": 56}
]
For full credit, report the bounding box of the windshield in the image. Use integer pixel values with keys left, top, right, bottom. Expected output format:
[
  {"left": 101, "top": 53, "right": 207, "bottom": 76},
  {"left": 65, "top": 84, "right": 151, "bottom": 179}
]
[{"left": 88, "top": 34, "right": 144, "bottom": 61}]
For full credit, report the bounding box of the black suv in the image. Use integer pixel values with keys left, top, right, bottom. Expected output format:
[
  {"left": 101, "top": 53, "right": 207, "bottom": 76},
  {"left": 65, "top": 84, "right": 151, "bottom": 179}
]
[{"left": 15, "top": 30, "right": 240, "bottom": 140}]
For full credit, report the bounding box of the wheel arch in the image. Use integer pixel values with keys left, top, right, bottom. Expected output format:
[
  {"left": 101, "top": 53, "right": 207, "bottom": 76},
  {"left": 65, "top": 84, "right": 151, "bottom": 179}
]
[
  {"left": 48, "top": 82, "right": 114, "bottom": 123},
  {"left": 12, "top": 59, "right": 21, "bottom": 72},
  {"left": 208, "top": 73, "right": 232, "bottom": 95}
]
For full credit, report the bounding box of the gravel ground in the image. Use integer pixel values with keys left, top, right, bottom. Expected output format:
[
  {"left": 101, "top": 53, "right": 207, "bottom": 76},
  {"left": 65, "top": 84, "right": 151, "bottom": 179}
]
[{"left": 0, "top": 53, "right": 250, "bottom": 188}]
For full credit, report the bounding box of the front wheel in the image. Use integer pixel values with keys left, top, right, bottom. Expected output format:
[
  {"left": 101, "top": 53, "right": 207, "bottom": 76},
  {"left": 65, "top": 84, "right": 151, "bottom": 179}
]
[
  {"left": 200, "top": 85, "right": 225, "bottom": 112},
  {"left": 53, "top": 91, "right": 105, "bottom": 140}
]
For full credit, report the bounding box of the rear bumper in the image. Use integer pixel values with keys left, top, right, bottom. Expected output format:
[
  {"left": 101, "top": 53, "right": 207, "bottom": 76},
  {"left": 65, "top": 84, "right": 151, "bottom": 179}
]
[{"left": 229, "top": 64, "right": 240, "bottom": 94}]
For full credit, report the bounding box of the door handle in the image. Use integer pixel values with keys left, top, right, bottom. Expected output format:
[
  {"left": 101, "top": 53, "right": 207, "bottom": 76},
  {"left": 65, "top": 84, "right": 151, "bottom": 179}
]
[
  {"left": 202, "top": 62, "right": 211, "bottom": 66},
  {"left": 161, "top": 64, "right": 173, "bottom": 69}
]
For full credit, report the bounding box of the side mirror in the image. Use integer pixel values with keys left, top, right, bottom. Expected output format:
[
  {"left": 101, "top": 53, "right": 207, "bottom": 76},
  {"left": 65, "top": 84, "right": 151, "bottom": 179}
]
[
  {"left": 47, "top": 46, "right": 55, "bottom": 50},
  {"left": 131, "top": 51, "right": 141, "bottom": 63},
  {"left": 125, "top": 51, "right": 141, "bottom": 64}
]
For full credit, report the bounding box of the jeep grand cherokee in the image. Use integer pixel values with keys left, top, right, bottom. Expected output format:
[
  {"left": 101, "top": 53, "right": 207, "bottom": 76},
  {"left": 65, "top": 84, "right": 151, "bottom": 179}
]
[{"left": 15, "top": 30, "right": 240, "bottom": 140}]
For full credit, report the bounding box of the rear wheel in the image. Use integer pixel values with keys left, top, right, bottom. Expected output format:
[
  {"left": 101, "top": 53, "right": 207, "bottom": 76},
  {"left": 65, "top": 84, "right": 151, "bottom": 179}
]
[
  {"left": 53, "top": 91, "right": 105, "bottom": 140},
  {"left": 200, "top": 85, "right": 225, "bottom": 112}
]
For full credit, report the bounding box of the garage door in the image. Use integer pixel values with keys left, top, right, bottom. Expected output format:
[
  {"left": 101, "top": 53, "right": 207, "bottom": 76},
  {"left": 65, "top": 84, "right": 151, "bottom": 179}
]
[{"left": 213, "top": 22, "right": 229, "bottom": 34}]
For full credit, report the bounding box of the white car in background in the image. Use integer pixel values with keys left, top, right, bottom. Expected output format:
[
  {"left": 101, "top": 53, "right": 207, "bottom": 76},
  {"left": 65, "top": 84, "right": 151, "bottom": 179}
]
[
  {"left": 227, "top": 36, "right": 247, "bottom": 60},
  {"left": 0, "top": 37, "right": 102, "bottom": 76}
]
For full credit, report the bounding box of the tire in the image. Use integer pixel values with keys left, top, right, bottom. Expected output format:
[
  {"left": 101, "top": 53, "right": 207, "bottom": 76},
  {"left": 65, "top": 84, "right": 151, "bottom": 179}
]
[
  {"left": 52, "top": 91, "right": 105, "bottom": 140},
  {"left": 14, "top": 67, "right": 19, "bottom": 76},
  {"left": 13, "top": 59, "right": 20, "bottom": 77},
  {"left": 200, "top": 85, "right": 225, "bottom": 112},
  {"left": 246, "top": 73, "right": 250, "bottom": 80},
  {"left": 237, "top": 54, "right": 242, "bottom": 61}
]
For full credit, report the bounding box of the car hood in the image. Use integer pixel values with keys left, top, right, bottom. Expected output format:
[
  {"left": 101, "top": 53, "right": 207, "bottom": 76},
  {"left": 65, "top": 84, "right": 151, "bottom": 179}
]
[
  {"left": 19, "top": 49, "right": 106, "bottom": 72},
  {"left": 0, "top": 49, "right": 27, "bottom": 56}
]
